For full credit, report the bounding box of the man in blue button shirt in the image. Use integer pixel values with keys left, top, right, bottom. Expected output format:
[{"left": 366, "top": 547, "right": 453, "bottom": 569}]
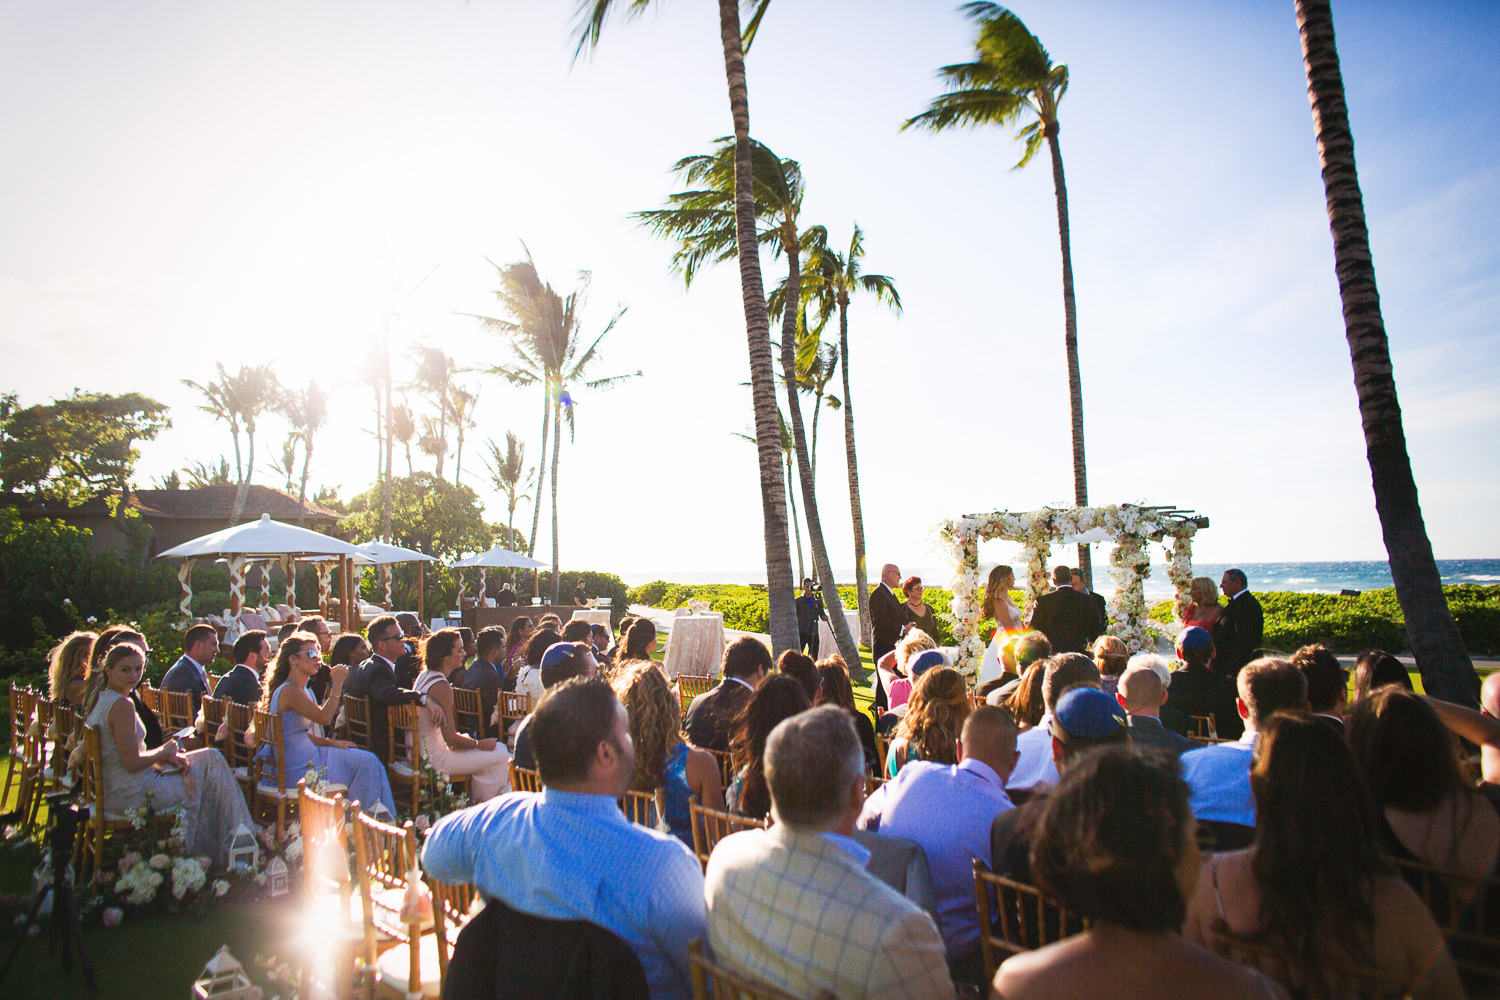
[
  {"left": 422, "top": 676, "right": 706, "bottom": 1000},
  {"left": 1180, "top": 657, "right": 1307, "bottom": 832},
  {"left": 858, "top": 705, "right": 1019, "bottom": 985}
]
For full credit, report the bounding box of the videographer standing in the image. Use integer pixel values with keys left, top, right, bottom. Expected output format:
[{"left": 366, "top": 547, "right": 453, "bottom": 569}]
[{"left": 796, "top": 578, "right": 828, "bottom": 659}]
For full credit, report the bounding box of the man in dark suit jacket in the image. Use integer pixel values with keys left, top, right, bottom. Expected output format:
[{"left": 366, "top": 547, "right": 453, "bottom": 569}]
[
  {"left": 345, "top": 615, "right": 431, "bottom": 762},
  {"left": 685, "top": 637, "right": 770, "bottom": 753},
  {"left": 1028, "top": 566, "right": 1103, "bottom": 654},
  {"left": 1070, "top": 571, "right": 1108, "bottom": 643},
  {"left": 460, "top": 627, "right": 507, "bottom": 739},
  {"left": 868, "top": 563, "right": 905, "bottom": 713},
  {"left": 162, "top": 623, "right": 220, "bottom": 715},
  {"left": 1211, "top": 568, "right": 1264, "bottom": 678},
  {"left": 495, "top": 583, "right": 519, "bottom": 607},
  {"left": 214, "top": 630, "right": 270, "bottom": 706}
]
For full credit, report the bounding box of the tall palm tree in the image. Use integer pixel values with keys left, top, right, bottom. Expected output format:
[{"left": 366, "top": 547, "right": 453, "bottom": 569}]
[
  {"left": 450, "top": 385, "right": 478, "bottom": 486},
  {"left": 797, "top": 331, "right": 840, "bottom": 480},
  {"left": 472, "top": 251, "right": 638, "bottom": 602},
  {"left": 410, "top": 345, "right": 458, "bottom": 479},
  {"left": 1295, "top": 0, "right": 1477, "bottom": 705},
  {"left": 636, "top": 137, "right": 861, "bottom": 667},
  {"left": 573, "top": 0, "right": 799, "bottom": 653},
  {"left": 182, "top": 363, "right": 244, "bottom": 486},
  {"left": 391, "top": 401, "right": 417, "bottom": 476},
  {"left": 266, "top": 434, "right": 298, "bottom": 494},
  {"left": 277, "top": 380, "right": 330, "bottom": 525},
  {"left": 484, "top": 432, "right": 534, "bottom": 565},
  {"left": 358, "top": 348, "right": 386, "bottom": 494},
  {"left": 906, "top": 2, "right": 1093, "bottom": 585},
  {"left": 801, "top": 225, "right": 900, "bottom": 646},
  {"left": 222, "top": 364, "right": 280, "bottom": 523}
]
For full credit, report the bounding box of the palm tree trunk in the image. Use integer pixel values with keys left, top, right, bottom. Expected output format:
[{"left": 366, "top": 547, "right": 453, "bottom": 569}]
[
  {"left": 1045, "top": 128, "right": 1091, "bottom": 587},
  {"left": 435, "top": 370, "right": 449, "bottom": 479},
  {"left": 528, "top": 391, "right": 550, "bottom": 559},
  {"left": 230, "top": 426, "right": 244, "bottom": 485},
  {"left": 297, "top": 439, "right": 312, "bottom": 527},
  {"left": 232, "top": 426, "right": 254, "bottom": 523},
  {"left": 372, "top": 388, "right": 383, "bottom": 489},
  {"left": 382, "top": 328, "right": 394, "bottom": 543},
  {"left": 809, "top": 390, "right": 822, "bottom": 481},
  {"left": 777, "top": 238, "right": 860, "bottom": 669},
  {"left": 786, "top": 448, "right": 805, "bottom": 582},
  {"left": 717, "top": 0, "right": 797, "bottom": 653},
  {"left": 549, "top": 397, "right": 562, "bottom": 605},
  {"left": 838, "top": 299, "right": 872, "bottom": 647},
  {"left": 1296, "top": 0, "right": 1476, "bottom": 705}
]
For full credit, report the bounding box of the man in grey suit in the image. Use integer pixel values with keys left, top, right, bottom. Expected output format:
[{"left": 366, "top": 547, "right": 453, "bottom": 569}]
[
  {"left": 214, "top": 630, "right": 270, "bottom": 706},
  {"left": 161, "top": 623, "right": 220, "bottom": 714}
]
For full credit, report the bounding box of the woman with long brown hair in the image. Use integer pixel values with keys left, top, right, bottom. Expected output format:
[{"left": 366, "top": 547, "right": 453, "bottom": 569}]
[
  {"left": 413, "top": 629, "right": 511, "bottom": 800},
  {"left": 814, "top": 656, "right": 879, "bottom": 774},
  {"left": 613, "top": 662, "right": 723, "bottom": 844},
  {"left": 1184, "top": 713, "right": 1461, "bottom": 998},
  {"left": 48, "top": 631, "right": 96, "bottom": 707},
  {"left": 726, "top": 674, "right": 810, "bottom": 820},
  {"left": 257, "top": 631, "right": 394, "bottom": 816},
  {"left": 887, "top": 666, "right": 971, "bottom": 777}
]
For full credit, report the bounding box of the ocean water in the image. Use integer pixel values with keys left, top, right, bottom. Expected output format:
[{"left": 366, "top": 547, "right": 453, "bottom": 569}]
[{"left": 619, "top": 559, "right": 1500, "bottom": 603}]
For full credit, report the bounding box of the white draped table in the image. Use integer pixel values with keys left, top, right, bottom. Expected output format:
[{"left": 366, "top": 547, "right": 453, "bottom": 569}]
[
  {"left": 662, "top": 613, "right": 725, "bottom": 679},
  {"left": 816, "top": 610, "right": 862, "bottom": 659},
  {"left": 569, "top": 608, "right": 613, "bottom": 628}
]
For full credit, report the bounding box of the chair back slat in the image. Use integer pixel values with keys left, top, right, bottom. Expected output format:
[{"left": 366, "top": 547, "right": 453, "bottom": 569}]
[
  {"left": 688, "top": 797, "right": 768, "bottom": 872},
  {"left": 1389, "top": 855, "right": 1500, "bottom": 986},
  {"left": 687, "top": 940, "right": 810, "bottom": 1000},
  {"left": 676, "top": 674, "right": 713, "bottom": 717},
  {"left": 254, "top": 710, "right": 287, "bottom": 793},
  {"left": 386, "top": 703, "right": 422, "bottom": 812},
  {"left": 342, "top": 694, "right": 371, "bottom": 749},
  {"left": 508, "top": 764, "right": 542, "bottom": 793},
  {"left": 497, "top": 691, "right": 530, "bottom": 732},
  {"left": 621, "top": 789, "right": 662, "bottom": 829},
  {"left": 350, "top": 805, "right": 422, "bottom": 994},
  {"left": 225, "top": 702, "right": 257, "bottom": 774},
  {"left": 451, "top": 687, "right": 485, "bottom": 740},
  {"left": 875, "top": 734, "right": 890, "bottom": 776},
  {"left": 708, "top": 749, "right": 734, "bottom": 789},
  {"left": 1207, "top": 931, "right": 1418, "bottom": 998},
  {"left": 972, "top": 862, "right": 1090, "bottom": 984},
  {"left": 162, "top": 689, "right": 195, "bottom": 733}
]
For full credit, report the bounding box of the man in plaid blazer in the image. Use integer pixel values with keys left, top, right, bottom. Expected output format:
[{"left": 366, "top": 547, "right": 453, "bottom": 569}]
[{"left": 704, "top": 707, "right": 955, "bottom": 1000}]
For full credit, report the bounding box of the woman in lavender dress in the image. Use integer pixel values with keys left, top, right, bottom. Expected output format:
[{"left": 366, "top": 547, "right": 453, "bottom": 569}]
[{"left": 256, "top": 632, "right": 395, "bottom": 816}]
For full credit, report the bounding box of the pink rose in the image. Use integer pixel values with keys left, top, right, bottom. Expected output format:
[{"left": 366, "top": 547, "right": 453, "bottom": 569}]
[
  {"left": 413, "top": 815, "right": 430, "bottom": 833},
  {"left": 102, "top": 907, "right": 124, "bottom": 928}
]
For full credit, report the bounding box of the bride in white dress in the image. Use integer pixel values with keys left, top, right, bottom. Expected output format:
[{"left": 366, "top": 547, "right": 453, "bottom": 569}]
[{"left": 977, "top": 565, "right": 1025, "bottom": 686}]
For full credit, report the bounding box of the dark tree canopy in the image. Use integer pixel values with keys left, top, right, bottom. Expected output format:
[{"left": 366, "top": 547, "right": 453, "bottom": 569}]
[
  {"left": 0, "top": 390, "right": 171, "bottom": 502},
  {"left": 342, "top": 472, "right": 498, "bottom": 561}
]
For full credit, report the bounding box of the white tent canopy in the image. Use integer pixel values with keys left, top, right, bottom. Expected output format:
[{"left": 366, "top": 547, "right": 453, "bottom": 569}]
[
  {"left": 451, "top": 546, "right": 547, "bottom": 569},
  {"left": 352, "top": 540, "right": 440, "bottom": 565}
]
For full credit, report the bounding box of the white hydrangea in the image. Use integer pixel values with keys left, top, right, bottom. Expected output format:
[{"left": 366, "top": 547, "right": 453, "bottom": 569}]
[{"left": 171, "top": 856, "right": 206, "bottom": 900}]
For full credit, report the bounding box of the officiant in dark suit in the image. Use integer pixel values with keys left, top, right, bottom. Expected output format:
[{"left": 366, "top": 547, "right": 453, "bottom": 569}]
[
  {"left": 869, "top": 563, "right": 905, "bottom": 712},
  {"left": 1071, "top": 570, "right": 1108, "bottom": 637},
  {"left": 1212, "top": 568, "right": 1264, "bottom": 677},
  {"left": 1028, "top": 565, "right": 1102, "bottom": 654}
]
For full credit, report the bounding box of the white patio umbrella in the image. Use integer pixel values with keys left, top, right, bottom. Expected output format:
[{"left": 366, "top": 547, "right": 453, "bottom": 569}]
[
  {"left": 352, "top": 540, "right": 441, "bottom": 614},
  {"left": 155, "top": 513, "right": 371, "bottom": 624},
  {"left": 452, "top": 545, "right": 548, "bottom": 606}
]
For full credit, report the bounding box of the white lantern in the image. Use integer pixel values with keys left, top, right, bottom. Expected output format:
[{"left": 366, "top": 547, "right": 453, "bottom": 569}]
[
  {"left": 192, "top": 945, "right": 256, "bottom": 1000},
  {"left": 224, "top": 824, "right": 259, "bottom": 872},
  {"left": 265, "top": 856, "right": 290, "bottom": 897}
]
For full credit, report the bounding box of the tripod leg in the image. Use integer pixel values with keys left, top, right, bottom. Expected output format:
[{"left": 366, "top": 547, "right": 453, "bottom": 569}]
[{"left": 0, "top": 879, "right": 51, "bottom": 986}]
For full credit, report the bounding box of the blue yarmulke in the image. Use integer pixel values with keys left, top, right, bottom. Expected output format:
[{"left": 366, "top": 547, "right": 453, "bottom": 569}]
[{"left": 1051, "top": 687, "right": 1127, "bottom": 742}]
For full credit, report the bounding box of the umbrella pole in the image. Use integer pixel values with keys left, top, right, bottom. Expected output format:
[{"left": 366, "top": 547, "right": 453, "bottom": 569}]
[{"left": 418, "top": 563, "right": 425, "bottom": 621}]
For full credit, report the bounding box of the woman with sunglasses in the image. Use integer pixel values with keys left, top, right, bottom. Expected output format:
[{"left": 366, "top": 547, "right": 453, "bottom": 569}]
[{"left": 257, "top": 631, "right": 395, "bottom": 817}]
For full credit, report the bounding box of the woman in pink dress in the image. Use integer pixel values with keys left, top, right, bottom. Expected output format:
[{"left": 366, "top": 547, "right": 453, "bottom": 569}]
[
  {"left": 1178, "top": 576, "right": 1224, "bottom": 632},
  {"left": 413, "top": 629, "right": 511, "bottom": 800}
]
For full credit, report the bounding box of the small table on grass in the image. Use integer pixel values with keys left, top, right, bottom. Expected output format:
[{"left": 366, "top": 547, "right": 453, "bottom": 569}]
[
  {"left": 816, "top": 609, "right": 861, "bottom": 659},
  {"left": 569, "top": 608, "right": 612, "bottom": 628},
  {"left": 663, "top": 613, "right": 725, "bottom": 679}
]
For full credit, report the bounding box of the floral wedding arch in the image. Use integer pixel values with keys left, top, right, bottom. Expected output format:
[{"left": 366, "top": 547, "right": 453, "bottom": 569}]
[{"left": 938, "top": 503, "right": 1209, "bottom": 671}]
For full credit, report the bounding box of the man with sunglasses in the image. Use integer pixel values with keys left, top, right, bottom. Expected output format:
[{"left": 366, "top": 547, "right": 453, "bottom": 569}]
[{"left": 345, "top": 615, "right": 442, "bottom": 763}]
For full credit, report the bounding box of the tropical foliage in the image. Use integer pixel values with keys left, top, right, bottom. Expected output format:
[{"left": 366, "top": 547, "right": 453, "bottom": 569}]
[{"left": 0, "top": 391, "right": 171, "bottom": 505}]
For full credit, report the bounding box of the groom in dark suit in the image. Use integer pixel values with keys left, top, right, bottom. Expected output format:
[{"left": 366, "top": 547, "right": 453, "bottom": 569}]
[
  {"left": 1028, "top": 566, "right": 1102, "bottom": 654},
  {"left": 869, "top": 563, "right": 905, "bottom": 713},
  {"left": 161, "top": 623, "right": 220, "bottom": 714},
  {"left": 1212, "top": 568, "right": 1264, "bottom": 678},
  {"left": 213, "top": 630, "right": 270, "bottom": 705}
]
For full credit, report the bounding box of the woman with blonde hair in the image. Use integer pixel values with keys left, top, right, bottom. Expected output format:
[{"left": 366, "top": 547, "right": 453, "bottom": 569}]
[
  {"left": 613, "top": 662, "right": 723, "bottom": 845},
  {"left": 84, "top": 642, "right": 266, "bottom": 859},
  {"left": 1178, "top": 577, "right": 1223, "bottom": 632},
  {"left": 413, "top": 629, "right": 511, "bottom": 800},
  {"left": 49, "top": 631, "right": 96, "bottom": 707},
  {"left": 887, "top": 666, "right": 971, "bottom": 777},
  {"left": 1091, "top": 635, "right": 1130, "bottom": 698},
  {"left": 979, "top": 565, "right": 1024, "bottom": 686}
]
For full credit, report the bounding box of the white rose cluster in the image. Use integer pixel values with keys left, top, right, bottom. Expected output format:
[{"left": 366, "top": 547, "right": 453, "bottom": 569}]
[
  {"left": 171, "top": 856, "right": 206, "bottom": 900},
  {"left": 116, "top": 861, "right": 164, "bottom": 906}
]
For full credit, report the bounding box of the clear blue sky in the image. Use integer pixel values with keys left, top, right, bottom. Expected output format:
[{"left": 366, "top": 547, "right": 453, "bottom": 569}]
[{"left": 2, "top": 1, "right": 1495, "bottom": 581}]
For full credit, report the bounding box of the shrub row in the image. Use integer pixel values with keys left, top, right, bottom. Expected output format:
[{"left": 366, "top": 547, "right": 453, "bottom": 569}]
[{"left": 1147, "top": 585, "right": 1500, "bottom": 655}]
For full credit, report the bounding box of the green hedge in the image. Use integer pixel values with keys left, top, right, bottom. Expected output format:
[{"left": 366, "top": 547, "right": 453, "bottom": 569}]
[{"left": 1147, "top": 585, "right": 1500, "bottom": 655}]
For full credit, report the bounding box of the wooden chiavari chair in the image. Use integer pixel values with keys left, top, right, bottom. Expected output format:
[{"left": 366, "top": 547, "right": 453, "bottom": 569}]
[
  {"left": 972, "top": 861, "right": 1089, "bottom": 983},
  {"left": 688, "top": 797, "right": 769, "bottom": 872},
  {"left": 252, "top": 709, "right": 299, "bottom": 842},
  {"left": 687, "top": 940, "right": 813, "bottom": 1000},
  {"left": 349, "top": 806, "right": 425, "bottom": 1000},
  {"left": 508, "top": 764, "right": 542, "bottom": 793}
]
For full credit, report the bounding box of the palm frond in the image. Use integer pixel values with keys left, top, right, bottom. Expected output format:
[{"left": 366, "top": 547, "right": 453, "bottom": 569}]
[
  {"left": 569, "top": 0, "right": 653, "bottom": 61},
  {"left": 740, "top": 0, "right": 775, "bottom": 52}
]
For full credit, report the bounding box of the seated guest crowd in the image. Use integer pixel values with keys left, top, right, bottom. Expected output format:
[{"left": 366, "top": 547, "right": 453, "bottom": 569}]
[{"left": 38, "top": 597, "right": 1494, "bottom": 999}]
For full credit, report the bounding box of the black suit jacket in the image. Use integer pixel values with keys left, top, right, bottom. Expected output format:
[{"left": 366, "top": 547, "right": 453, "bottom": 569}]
[
  {"left": 459, "top": 658, "right": 503, "bottom": 740},
  {"left": 1212, "top": 592, "right": 1264, "bottom": 677},
  {"left": 869, "top": 584, "right": 904, "bottom": 660},
  {"left": 161, "top": 655, "right": 210, "bottom": 713},
  {"left": 213, "top": 664, "right": 262, "bottom": 706},
  {"left": 1028, "top": 587, "right": 1102, "bottom": 654},
  {"left": 344, "top": 654, "right": 422, "bottom": 762},
  {"left": 684, "top": 678, "right": 755, "bottom": 754},
  {"left": 1090, "top": 591, "right": 1107, "bottom": 631}
]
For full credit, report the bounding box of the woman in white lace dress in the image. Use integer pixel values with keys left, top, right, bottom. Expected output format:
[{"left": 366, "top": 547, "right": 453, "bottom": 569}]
[
  {"left": 83, "top": 642, "right": 266, "bottom": 861},
  {"left": 978, "top": 564, "right": 1025, "bottom": 686},
  {"left": 413, "top": 629, "right": 510, "bottom": 800}
]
